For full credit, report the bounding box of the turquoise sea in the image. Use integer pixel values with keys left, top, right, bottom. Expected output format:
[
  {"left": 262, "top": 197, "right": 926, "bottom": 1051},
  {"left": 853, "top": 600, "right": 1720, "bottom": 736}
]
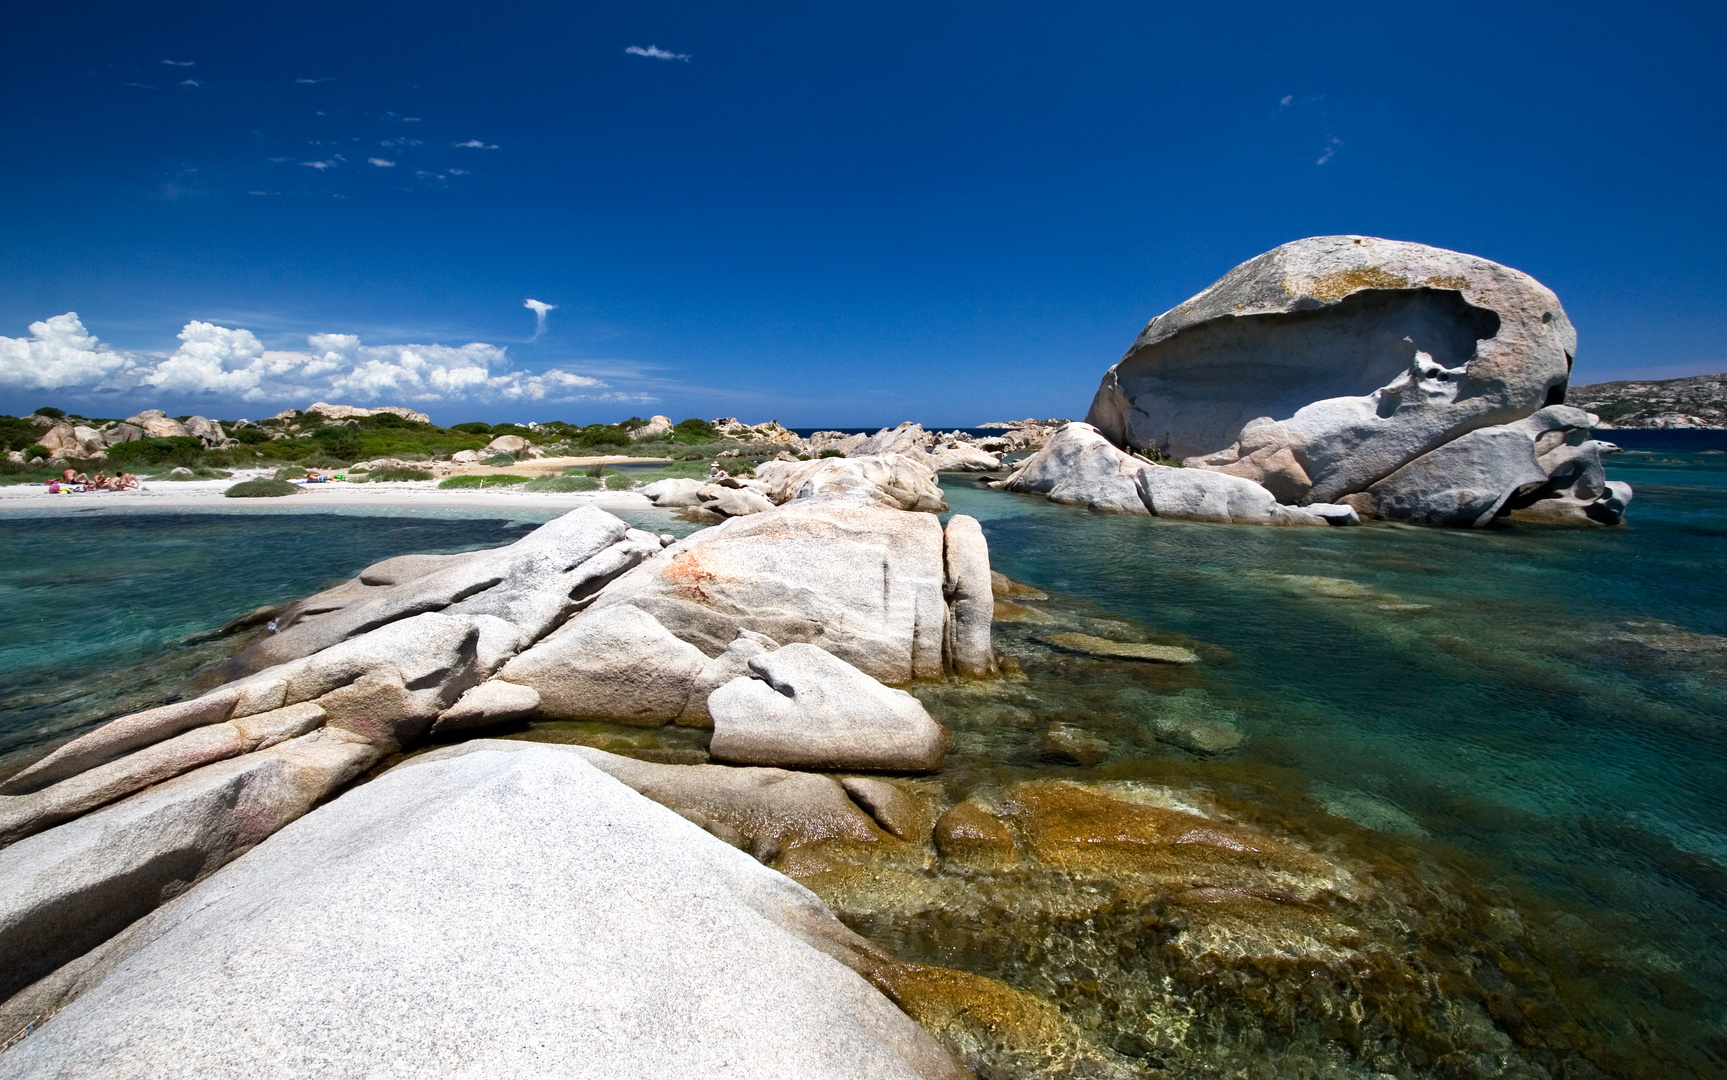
[{"left": 1, "top": 449, "right": 1723, "bottom": 1078}]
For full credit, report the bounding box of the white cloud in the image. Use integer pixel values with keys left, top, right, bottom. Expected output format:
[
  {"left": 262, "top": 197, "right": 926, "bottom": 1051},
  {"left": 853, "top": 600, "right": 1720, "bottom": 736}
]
[
  {"left": 0, "top": 313, "right": 136, "bottom": 390},
  {"left": 295, "top": 77, "right": 333, "bottom": 84},
  {"left": 524, "top": 299, "right": 556, "bottom": 340},
  {"left": 455, "top": 139, "right": 498, "bottom": 149},
  {"left": 0, "top": 313, "right": 624, "bottom": 405},
  {"left": 625, "top": 45, "right": 691, "bottom": 61},
  {"left": 380, "top": 138, "right": 421, "bottom": 148},
  {"left": 162, "top": 59, "right": 195, "bottom": 67},
  {"left": 1280, "top": 94, "right": 1294, "bottom": 107},
  {"left": 1316, "top": 136, "right": 1340, "bottom": 166},
  {"left": 180, "top": 79, "right": 203, "bottom": 87},
  {"left": 301, "top": 160, "right": 337, "bottom": 170},
  {"left": 368, "top": 157, "right": 396, "bottom": 167}
]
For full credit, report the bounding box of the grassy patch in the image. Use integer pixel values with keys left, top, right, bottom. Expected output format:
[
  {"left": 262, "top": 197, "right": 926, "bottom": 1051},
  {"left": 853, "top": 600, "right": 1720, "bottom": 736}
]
[
  {"left": 362, "top": 467, "right": 437, "bottom": 482},
  {"left": 225, "top": 478, "right": 300, "bottom": 498},
  {"left": 438, "top": 474, "right": 532, "bottom": 489},
  {"left": 521, "top": 474, "right": 600, "bottom": 492}
]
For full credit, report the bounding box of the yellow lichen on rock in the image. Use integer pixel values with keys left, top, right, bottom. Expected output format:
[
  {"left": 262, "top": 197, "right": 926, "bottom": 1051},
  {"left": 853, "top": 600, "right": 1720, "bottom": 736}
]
[{"left": 1280, "top": 266, "right": 1410, "bottom": 302}]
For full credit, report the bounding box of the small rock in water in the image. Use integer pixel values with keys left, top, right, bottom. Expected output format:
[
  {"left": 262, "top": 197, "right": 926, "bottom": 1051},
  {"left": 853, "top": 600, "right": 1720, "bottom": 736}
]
[
  {"left": 1311, "top": 783, "right": 1426, "bottom": 837},
  {"left": 1043, "top": 632, "right": 1198, "bottom": 664},
  {"left": 932, "top": 800, "right": 1019, "bottom": 865},
  {"left": 1031, "top": 723, "right": 1111, "bottom": 766},
  {"left": 990, "top": 571, "right": 1048, "bottom": 601},
  {"left": 992, "top": 599, "right": 1057, "bottom": 624},
  {"left": 1120, "top": 688, "right": 1244, "bottom": 754}
]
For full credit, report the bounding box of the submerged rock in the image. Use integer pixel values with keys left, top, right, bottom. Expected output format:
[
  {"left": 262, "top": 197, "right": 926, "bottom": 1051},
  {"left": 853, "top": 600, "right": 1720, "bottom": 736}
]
[
  {"left": 1, "top": 743, "right": 969, "bottom": 1080},
  {"left": 1043, "top": 631, "right": 1199, "bottom": 664}
]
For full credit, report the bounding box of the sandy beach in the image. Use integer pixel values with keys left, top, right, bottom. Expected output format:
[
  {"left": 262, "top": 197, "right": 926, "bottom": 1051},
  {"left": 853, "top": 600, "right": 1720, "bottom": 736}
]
[{"left": 0, "top": 474, "right": 662, "bottom": 517}]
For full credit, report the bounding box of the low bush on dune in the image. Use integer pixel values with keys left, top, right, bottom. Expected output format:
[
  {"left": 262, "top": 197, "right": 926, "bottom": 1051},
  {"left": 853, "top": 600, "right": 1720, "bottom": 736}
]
[
  {"left": 521, "top": 474, "right": 599, "bottom": 493},
  {"left": 362, "top": 467, "right": 436, "bottom": 482},
  {"left": 225, "top": 478, "right": 300, "bottom": 498},
  {"left": 438, "top": 474, "right": 531, "bottom": 489}
]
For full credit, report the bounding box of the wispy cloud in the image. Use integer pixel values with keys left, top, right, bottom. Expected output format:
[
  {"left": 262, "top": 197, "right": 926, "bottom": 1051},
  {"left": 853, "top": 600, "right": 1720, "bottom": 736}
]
[
  {"left": 625, "top": 45, "right": 691, "bottom": 62},
  {"left": 1316, "top": 136, "right": 1340, "bottom": 166},
  {"left": 295, "top": 77, "right": 333, "bottom": 84},
  {"left": 1279, "top": 94, "right": 1294, "bottom": 107},
  {"left": 1, "top": 313, "right": 630, "bottom": 406},
  {"left": 180, "top": 79, "right": 203, "bottom": 87},
  {"left": 524, "top": 299, "right": 556, "bottom": 340},
  {"left": 300, "top": 160, "right": 337, "bottom": 170},
  {"left": 380, "top": 138, "right": 422, "bottom": 148},
  {"left": 162, "top": 59, "right": 195, "bottom": 67},
  {"left": 368, "top": 157, "right": 396, "bottom": 167},
  {"left": 125, "top": 83, "right": 159, "bottom": 90},
  {"left": 455, "top": 139, "right": 498, "bottom": 149}
]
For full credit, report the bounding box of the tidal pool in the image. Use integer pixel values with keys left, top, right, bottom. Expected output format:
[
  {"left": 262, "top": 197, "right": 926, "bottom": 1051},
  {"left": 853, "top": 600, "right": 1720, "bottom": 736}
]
[{"left": 0, "top": 454, "right": 1722, "bottom": 1079}]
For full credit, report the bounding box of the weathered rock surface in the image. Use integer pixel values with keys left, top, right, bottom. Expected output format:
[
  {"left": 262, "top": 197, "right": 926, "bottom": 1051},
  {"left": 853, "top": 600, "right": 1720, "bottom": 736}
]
[
  {"left": 584, "top": 498, "right": 957, "bottom": 683},
  {"left": 2, "top": 743, "right": 968, "bottom": 1079},
  {"left": 1357, "top": 404, "right": 1627, "bottom": 526},
  {"left": 0, "top": 730, "right": 380, "bottom": 1004},
  {"left": 709, "top": 644, "right": 948, "bottom": 772},
  {"left": 641, "top": 477, "right": 708, "bottom": 506},
  {"left": 482, "top": 433, "right": 529, "bottom": 454},
  {"left": 1087, "top": 236, "right": 1577, "bottom": 503},
  {"left": 942, "top": 515, "right": 995, "bottom": 676},
  {"left": 756, "top": 454, "right": 948, "bottom": 513},
  {"left": 630, "top": 414, "right": 674, "bottom": 439},
  {"left": 475, "top": 603, "right": 711, "bottom": 727},
  {"left": 304, "top": 401, "right": 431, "bottom": 425},
  {"left": 997, "top": 424, "right": 1356, "bottom": 525},
  {"left": 123, "top": 410, "right": 190, "bottom": 439},
  {"left": 927, "top": 442, "right": 1002, "bottom": 472},
  {"left": 849, "top": 422, "right": 934, "bottom": 458},
  {"left": 221, "top": 505, "right": 654, "bottom": 676}
]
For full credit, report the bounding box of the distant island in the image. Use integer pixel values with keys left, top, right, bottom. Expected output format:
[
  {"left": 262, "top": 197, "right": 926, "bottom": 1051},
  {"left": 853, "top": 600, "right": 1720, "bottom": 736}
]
[{"left": 1570, "top": 372, "right": 1727, "bottom": 428}]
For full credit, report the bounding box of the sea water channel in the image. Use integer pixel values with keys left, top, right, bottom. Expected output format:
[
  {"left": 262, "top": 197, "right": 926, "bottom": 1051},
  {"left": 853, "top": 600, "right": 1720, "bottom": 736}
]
[{"left": 0, "top": 443, "right": 1723, "bottom": 1079}]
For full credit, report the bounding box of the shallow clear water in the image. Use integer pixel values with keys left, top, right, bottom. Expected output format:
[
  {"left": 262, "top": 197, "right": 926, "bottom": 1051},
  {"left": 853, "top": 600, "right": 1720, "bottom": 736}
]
[
  {"left": 1, "top": 460, "right": 1723, "bottom": 1077},
  {"left": 0, "top": 504, "right": 698, "bottom": 775}
]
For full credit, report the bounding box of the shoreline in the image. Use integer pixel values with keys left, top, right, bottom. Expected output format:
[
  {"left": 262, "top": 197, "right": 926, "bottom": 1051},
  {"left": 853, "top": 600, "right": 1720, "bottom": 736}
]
[{"left": 0, "top": 476, "right": 663, "bottom": 518}]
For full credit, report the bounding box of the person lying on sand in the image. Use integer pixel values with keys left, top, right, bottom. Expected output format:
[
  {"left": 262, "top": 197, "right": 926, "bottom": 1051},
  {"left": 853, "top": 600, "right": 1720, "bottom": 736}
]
[{"left": 304, "top": 470, "right": 323, "bottom": 483}]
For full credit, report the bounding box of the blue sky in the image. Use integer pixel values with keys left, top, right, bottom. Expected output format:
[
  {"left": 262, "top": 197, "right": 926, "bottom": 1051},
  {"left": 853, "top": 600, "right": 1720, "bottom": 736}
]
[{"left": 2, "top": 0, "right": 1722, "bottom": 426}]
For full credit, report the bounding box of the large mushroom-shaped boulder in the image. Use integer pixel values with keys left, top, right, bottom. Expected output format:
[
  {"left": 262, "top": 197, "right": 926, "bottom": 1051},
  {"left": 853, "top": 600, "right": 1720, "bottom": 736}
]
[{"left": 1086, "top": 236, "right": 1577, "bottom": 503}]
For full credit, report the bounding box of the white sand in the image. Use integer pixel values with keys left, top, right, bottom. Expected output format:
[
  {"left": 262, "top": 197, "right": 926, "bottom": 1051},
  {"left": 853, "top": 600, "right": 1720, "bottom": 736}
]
[{"left": 0, "top": 473, "right": 666, "bottom": 521}]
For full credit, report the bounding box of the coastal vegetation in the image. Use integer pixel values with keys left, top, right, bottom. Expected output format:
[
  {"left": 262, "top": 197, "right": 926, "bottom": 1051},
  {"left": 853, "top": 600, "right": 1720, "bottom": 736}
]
[
  {"left": 437, "top": 474, "right": 531, "bottom": 489},
  {"left": 223, "top": 478, "right": 299, "bottom": 498}
]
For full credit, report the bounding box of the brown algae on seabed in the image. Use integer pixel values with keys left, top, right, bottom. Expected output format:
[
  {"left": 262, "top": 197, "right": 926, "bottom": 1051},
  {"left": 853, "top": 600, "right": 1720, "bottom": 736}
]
[{"left": 478, "top": 577, "right": 1715, "bottom": 1080}]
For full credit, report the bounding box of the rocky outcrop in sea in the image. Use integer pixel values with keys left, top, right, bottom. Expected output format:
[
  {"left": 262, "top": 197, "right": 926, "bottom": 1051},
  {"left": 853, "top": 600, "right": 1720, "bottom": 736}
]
[{"left": 1003, "top": 235, "right": 1633, "bottom": 527}]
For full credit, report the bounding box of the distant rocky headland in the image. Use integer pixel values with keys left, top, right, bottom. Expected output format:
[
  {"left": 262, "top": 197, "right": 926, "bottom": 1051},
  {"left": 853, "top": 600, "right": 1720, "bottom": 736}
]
[{"left": 1569, "top": 372, "right": 1727, "bottom": 428}]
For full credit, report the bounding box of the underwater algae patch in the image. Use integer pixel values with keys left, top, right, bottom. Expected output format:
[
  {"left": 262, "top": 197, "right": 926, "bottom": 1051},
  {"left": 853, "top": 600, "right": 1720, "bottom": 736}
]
[{"left": 746, "top": 582, "right": 1724, "bottom": 1080}]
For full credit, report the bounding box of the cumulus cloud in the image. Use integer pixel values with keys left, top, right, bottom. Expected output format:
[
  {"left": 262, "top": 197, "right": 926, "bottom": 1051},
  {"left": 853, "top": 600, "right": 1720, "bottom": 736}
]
[
  {"left": 625, "top": 45, "right": 690, "bottom": 61},
  {"left": 0, "top": 314, "right": 136, "bottom": 390},
  {"left": 524, "top": 299, "right": 555, "bottom": 339},
  {"left": 0, "top": 313, "right": 625, "bottom": 405},
  {"left": 454, "top": 139, "right": 498, "bottom": 149}
]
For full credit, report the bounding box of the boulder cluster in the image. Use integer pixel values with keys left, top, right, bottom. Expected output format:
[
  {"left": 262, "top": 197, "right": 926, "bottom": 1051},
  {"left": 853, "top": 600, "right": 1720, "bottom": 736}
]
[
  {"left": 0, "top": 478, "right": 1001, "bottom": 1075},
  {"left": 1002, "top": 236, "right": 1633, "bottom": 527},
  {"left": 26, "top": 409, "right": 233, "bottom": 462}
]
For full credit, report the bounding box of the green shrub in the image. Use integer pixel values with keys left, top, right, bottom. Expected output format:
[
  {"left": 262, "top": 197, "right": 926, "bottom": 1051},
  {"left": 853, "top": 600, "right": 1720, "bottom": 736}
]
[
  {"left": 672, "top": 418, "right": 718, "bottom": 440},
  {"left": 484, "top": 453, "right": 517, "bottom": 467},
  {"left": 818, "top": 448, "right": 844, "bottom": 458},
  {"left": 225, "top": 478, "right": 300, "bottom": 498},
  {"left": 522, "top": 474, "right": 599, "bottom": 493},
  {"left": 363, "top": 467, "right": 436, "bottom": 482},
  {"left": 23, "top": 443, "right": 50, "bottom": 461},
  {"left": 234, "top": 427, "right": 272, "bottom": 445},
  {"left": 273, "top": 466, "right": 307, "bottom": 480},
  {"left": 449, "top": 422, "right": 493, "bottom": 435},
  {"left": 106, "top": 436, "right": 205, "bottom": 467},
  {"left": 34, "top": 407, "right": 65, "bottom": 419},
  {"left": 312, "top": 426, "right": 362, "bottom": 462},
  {"left": 438, "top": 474, "right": 532, "bottom": 489}
]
